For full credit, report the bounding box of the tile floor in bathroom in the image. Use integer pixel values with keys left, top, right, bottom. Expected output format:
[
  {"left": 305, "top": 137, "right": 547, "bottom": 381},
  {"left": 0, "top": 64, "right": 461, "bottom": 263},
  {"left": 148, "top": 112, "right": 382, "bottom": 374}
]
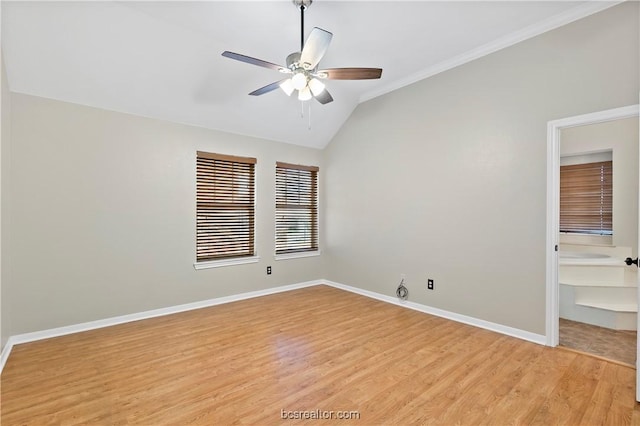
[{"left": 559, "top": 318, "right": 636, "bottom": 366}]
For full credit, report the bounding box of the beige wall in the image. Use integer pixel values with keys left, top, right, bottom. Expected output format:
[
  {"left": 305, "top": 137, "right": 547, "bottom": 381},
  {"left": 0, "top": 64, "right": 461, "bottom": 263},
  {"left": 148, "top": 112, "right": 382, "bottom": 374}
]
[
  {"left": 1, "top": 3, "right": 638, "bottom": 341},
  {"left": 560, "top": 117, "right": 639, "bottom": 255},
  {"left": 5, "top": 94, "right": 324, "bottom": 335},
  {"left": 1, "top": 50, "right": 10, "bottom": 349},
  {"left": 323, "top": 2, "right": 639, "bottom": 335}
]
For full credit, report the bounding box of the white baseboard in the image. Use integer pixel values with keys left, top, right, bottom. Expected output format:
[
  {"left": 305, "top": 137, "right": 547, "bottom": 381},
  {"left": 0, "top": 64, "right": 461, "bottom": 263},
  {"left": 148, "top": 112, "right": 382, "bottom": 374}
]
[
  {"left": 323, "top": 280, "right": 547, "bottom": 346},
  {"left": 0, "top": 337, "right": 15, "bottom": 375},
  {"left": 0, "top": 277, "right": 546, "bottom": 375},
  {"left": 0, "top": 279, "right": 322, "bottom": 374}
]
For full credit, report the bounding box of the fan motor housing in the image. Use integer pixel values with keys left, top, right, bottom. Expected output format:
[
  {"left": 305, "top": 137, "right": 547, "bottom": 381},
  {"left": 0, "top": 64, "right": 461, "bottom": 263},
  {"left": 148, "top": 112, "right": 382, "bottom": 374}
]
[{"left": 286, "top": 52, "right": 301, "bottom": 69}]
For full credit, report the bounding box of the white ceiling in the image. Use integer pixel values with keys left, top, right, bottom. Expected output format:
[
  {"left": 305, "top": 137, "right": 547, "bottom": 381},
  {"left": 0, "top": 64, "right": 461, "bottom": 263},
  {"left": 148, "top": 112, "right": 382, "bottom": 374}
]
[{"left": 1, "top": 1, "right": 617, "bottom": 149}]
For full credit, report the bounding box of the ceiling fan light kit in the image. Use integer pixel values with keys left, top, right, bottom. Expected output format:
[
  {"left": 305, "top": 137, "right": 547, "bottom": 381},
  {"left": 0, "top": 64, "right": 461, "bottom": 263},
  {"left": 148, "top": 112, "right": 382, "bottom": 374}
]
[{"left": 221, "top": 0, "right": 382, "bottom": 106}]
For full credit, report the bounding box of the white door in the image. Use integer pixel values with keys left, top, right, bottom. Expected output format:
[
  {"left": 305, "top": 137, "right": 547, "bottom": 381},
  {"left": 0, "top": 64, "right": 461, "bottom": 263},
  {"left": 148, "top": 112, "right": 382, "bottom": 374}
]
[{"left": 637, "top": 114, "right": 640, "bottom": 401}]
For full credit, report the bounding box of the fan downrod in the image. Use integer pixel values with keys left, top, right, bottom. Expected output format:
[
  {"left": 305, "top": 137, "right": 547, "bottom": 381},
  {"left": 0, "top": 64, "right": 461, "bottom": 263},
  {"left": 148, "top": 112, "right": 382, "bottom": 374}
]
[{"left": 293, "top": 0, "right": 312, "bottom": 51}]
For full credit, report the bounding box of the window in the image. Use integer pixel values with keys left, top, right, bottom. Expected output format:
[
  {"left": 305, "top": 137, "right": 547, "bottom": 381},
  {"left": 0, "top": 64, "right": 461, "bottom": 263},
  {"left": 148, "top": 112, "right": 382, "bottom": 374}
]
[
  {"left": 275, "top": 162, "right": 319, "bottom": 255},
  {"left": 196, "top": 151, "right": 256, "bottom": 262},
  {"left": 560, "top": 160, "right": 612, "bottom": 235}
]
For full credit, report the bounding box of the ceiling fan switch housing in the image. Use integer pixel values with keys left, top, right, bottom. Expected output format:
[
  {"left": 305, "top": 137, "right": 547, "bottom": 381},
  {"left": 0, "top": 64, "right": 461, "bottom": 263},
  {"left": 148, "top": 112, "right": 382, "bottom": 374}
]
[{"left": 286, "top": 52, "right": 301, "bottom": 69}]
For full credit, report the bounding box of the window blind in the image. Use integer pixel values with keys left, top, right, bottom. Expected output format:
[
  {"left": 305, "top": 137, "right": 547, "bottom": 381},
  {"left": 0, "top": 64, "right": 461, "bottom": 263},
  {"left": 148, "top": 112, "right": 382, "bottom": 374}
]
[
  {"left": 196, "top": 151, "right": 256, "bottom": 261},
  {"left": 275, "top": 162, "right": 319, "bottom": 254},
  {"left": 560, "top": 160, "right": 612, "bottom": 235}
]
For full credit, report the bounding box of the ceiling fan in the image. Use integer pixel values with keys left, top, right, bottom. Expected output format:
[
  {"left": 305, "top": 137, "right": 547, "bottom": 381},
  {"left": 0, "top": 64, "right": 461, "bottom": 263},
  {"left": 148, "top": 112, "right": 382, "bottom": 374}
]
[{"left": 221, "top": 0, "right": 382, "bottom": 105}]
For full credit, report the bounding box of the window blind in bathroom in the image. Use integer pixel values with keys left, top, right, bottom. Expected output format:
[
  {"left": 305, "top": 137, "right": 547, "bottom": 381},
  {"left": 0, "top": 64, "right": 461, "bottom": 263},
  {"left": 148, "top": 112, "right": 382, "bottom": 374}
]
[
  {"left": 275, "top": 162, "right": 319, "bottom": 254},
  {"left": 560, "top": 160, "right": 612, "bottom": 235},
  {"left": 196, "top": 151, "right": 256, "bottom": 261}
]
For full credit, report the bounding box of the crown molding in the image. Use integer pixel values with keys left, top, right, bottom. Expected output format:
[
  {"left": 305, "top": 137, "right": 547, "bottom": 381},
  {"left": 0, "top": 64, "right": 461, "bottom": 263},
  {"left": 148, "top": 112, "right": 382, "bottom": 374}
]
[{"left": 360, "top": 1, "right": 624, "bottom": 103}]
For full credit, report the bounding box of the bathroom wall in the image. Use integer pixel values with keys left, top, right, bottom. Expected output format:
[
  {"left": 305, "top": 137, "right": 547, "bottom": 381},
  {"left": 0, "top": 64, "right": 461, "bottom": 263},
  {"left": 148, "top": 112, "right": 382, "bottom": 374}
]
[{"left": 560, "top": 117, "right": 639, "bottom": 256}]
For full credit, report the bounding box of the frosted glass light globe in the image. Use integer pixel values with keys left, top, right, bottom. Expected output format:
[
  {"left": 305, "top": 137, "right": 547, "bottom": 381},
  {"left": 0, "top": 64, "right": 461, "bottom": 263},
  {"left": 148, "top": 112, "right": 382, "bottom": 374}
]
[
  {"left": 308, "top": 78, "right": 325, "bottom": 96},
  {"left": 298, "top": 86, "right": 313, "bottom": 101},
  {"left": 279, "top": 79, "right": 295, "bottom": 96},
  {"left": 291, "top": 72, "right": 308, "bottom": 90}
]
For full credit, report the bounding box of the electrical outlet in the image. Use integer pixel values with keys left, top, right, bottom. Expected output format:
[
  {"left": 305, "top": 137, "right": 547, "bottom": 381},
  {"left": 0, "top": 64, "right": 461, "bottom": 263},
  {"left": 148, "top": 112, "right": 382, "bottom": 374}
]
[
  {"left": 427, "top": 279, "right": 434, "bottom": 290},
  {"left": 267, "top": 266, "right": 272, "bottom": 275}
]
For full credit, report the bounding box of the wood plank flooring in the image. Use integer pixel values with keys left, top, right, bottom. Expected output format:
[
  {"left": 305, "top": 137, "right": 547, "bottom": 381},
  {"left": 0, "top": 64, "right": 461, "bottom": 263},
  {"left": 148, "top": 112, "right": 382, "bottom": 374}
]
[{"left": 2, "top": 284, "right": 640, "bottom": 425}]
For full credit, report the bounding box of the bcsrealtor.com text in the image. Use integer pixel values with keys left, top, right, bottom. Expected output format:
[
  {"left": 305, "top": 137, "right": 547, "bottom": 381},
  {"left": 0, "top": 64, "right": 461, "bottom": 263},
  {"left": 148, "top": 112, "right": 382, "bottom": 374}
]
[{"left": 281, "top": 409, "right": 361, "bottom": 420}]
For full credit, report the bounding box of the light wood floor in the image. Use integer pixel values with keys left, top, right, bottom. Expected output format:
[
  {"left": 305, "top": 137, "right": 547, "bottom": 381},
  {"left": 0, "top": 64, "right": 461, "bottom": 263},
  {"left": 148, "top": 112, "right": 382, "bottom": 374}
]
[{"left": 2, "top": 285, "right": 640, "bottom": 425}]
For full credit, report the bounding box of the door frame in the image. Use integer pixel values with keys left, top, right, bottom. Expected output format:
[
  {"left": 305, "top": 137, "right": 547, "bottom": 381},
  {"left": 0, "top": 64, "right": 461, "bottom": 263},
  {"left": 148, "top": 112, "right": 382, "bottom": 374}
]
[{"left": 545, "top": 104, "right": 640, "bottom": 348}]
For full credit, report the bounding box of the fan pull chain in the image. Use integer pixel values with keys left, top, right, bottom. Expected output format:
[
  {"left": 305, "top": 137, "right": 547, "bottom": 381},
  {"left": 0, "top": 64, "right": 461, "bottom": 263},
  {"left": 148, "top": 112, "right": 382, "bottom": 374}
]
[{"left": 299, "top": 101, "right": 312, "bottom": 130}]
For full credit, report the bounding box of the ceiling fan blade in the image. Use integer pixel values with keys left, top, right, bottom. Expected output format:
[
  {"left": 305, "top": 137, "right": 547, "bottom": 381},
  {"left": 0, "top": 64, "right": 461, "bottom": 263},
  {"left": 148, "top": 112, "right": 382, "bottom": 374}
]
[
  {"left": 314, "top": 89, "right": 333, "bottom": 105},
  {"left": 299, "top": 27, "right": 333, "bottom": 70},
  {"left": 317, "top": 68, "right": 383, "bottom": 80},
  {"left": 249, "top": 79, "right": 289, "bottom": 96},
  {"left": 222, "top": 51, "right": 285, "bottom": 72}
]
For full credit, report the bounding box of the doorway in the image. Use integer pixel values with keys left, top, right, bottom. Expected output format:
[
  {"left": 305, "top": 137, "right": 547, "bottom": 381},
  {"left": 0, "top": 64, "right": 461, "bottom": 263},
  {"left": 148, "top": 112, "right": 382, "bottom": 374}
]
[
  {"left": 545, "top": 104, "right": 640, "bottom": 397},
  {"left": 558, "top": 117, "right": 638, "bottom": 366}
]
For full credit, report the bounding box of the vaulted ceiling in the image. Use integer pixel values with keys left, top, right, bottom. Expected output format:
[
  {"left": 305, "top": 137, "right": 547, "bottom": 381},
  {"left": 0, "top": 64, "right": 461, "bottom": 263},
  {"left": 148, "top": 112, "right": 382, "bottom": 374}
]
[{"left": 1, "top": 1, "right": 616, "bottom": 148}]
